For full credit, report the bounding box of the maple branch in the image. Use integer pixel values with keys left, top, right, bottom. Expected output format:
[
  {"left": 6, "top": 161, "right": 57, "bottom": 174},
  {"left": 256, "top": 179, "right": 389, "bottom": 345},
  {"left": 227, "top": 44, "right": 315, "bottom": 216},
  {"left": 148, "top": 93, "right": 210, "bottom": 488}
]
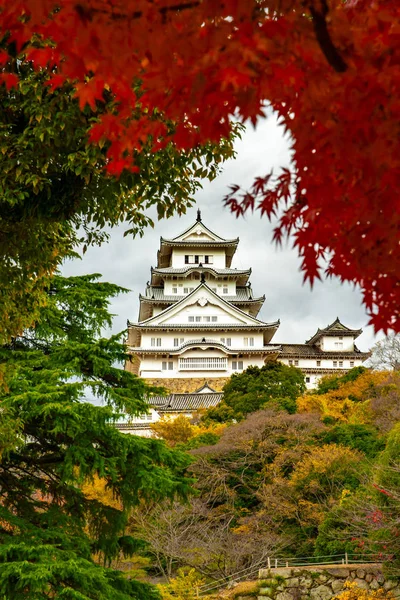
[{"left": 309, "top": 0, "right": 348, "bottom": 73}]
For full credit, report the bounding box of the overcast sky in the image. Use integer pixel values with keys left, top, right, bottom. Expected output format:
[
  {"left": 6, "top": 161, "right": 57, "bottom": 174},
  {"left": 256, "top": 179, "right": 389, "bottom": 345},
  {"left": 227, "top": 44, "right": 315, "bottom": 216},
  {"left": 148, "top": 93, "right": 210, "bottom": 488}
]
[{"left": 62, "top": 113, "right": 381, "bottom": 353}]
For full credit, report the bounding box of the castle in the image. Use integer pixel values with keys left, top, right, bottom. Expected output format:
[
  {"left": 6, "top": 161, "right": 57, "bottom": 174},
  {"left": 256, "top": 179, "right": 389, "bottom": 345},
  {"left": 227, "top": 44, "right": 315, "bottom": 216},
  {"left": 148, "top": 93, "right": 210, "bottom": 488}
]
[{"left": 120, "top": 212, "right": 369, "bottom": 435}]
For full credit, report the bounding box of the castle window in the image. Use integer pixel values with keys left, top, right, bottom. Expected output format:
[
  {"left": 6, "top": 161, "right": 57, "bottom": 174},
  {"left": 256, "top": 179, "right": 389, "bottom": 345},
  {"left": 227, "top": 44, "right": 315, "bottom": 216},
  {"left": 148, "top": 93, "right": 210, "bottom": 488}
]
[
  {"left": 335, "top": 342, "right": 343, "bottom": 348},
  {"left": 350, "top": 360, "right": 354, "bottom": 367},
  {"left": 183, "top": 287, "right": 189, "bottom": 293},
  {"left": 212, "top": 287, "right": 217, "bottom": 292},
  {"left": 333, "top": 361, "right": 338, "bottom": 367},
  {"left": 316, "top": 360, "right": 321, "bottom": 366},
  {"left": 232, "top": 360, "right": 243, "bottom": 370},
  {"left": 305, "top": 376, "right": 310, "bottom": 383},
  {"left": 172, "top": 286, "right": 178, "bottom": 293},
  {"left": 174, "top": 338, "right": 179, "bottom": 347},
  {"left": 226, "top": 338, "right": 231, "bottom": 346},
  {"left": 188, "top": 316, "right": 195, "bottom": 322},
  {"left": 244, "top": 337, "right": 254, "bottom": 346},
  {"left": 151, "top": 337, "right": 162, "bottom": 347},
  {"left": 289, "top": 359, "right": 293, "bottom": 366},
  {"left": 195, "top": 316, "right": 201, "bottom": 322},
  {"left": 204, "top": 255, "right": 213, "bottom": 264},
  {"left": 223, "top": 286, "right": 228, "bottom": 294},
  {"left": 294, "top": 359, "right": 299, "bottom": 366},
  {"left": 211, "top": 316, "right": 217, "bottom": 322},
  {"left": 162, "top": 361, "right": 173, "bottom": 370},
  {"left": 220, "top": 337, "right": 225, "bottom": 344},
  {"left": 339, "top": 360, "right": 343, "bottom": 367}
]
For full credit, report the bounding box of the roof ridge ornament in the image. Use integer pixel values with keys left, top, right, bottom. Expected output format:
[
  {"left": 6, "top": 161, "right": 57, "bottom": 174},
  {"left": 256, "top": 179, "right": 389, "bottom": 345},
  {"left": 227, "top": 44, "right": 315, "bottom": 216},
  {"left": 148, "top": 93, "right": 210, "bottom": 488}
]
[{"left": 196, "top": 208, "right": 202, "bottom": 222}]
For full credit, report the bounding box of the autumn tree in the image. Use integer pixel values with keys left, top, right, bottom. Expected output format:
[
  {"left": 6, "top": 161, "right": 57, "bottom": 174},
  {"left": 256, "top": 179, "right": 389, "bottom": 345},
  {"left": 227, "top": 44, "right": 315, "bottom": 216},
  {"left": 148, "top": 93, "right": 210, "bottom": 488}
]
[
  {"left": 203, "top": 362, "right": 305, "bottom": 423},
  {"left": 0, "top": 273, "right": 193, "bottom": 599},
  {"left": 151, "top": 416, "right": 195, "bottom": 447},
  {"left": 297, "top": 368, "right": 388, "bottom": 424},
  {"left": 151, "top": 416, "right": 225, "bottom": 449},
  {"left": 0, "top": 61, "right": 237, "bottom": 341},
  {"left": 158, "top": 569, "right": 205, "bottom": 600},
  {"left": 369, "top": 334, "right": 400, "bottom": 371},
  {"left": 0, "top": 0, "right": 399, "bottom": 332}
]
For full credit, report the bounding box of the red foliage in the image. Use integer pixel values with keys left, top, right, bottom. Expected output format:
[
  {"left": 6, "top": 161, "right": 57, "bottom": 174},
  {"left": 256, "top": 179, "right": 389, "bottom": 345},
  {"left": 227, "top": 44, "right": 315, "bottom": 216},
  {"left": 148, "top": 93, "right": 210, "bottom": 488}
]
[{"left": 0, "top": 0, "right": 399, "bottom": 330}]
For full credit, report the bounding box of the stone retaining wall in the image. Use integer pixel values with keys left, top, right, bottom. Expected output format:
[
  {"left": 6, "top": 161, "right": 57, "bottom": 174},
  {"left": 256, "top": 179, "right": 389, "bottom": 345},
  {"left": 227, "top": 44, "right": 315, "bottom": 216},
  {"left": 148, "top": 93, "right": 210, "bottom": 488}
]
[
  {"left": 232, "top": 565, "right": 399, "bottom": 600},
  {"left": 144, "top": 377, "right": 228, "bottom": 394}
]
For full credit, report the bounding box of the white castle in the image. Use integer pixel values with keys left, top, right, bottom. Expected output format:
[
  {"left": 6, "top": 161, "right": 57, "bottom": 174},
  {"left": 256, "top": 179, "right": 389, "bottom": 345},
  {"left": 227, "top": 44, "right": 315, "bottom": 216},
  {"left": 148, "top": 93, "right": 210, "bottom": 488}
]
[{"left": 122, "top": 212, "right": 369, "bottom": 434}]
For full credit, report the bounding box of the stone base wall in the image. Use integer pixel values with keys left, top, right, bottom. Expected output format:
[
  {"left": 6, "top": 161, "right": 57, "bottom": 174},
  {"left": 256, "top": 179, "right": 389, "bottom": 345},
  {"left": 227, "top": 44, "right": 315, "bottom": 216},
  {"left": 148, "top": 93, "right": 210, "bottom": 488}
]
[
  {"left": 144, "top": 377, "right": 228, "bottom": 394},
  {"left": 230, "top": 565, "right": 400, "bottom": 600},
  {"left": 125, "top": 357, "right": 140, "bottom": 376}
]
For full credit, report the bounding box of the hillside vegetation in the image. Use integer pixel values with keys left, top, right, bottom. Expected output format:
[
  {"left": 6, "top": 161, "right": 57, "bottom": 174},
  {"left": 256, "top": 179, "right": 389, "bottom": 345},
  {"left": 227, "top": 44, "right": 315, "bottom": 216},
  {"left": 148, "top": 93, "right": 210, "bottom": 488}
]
[{"left": 125, "top": 365, "right": 400, "bottom": 584}]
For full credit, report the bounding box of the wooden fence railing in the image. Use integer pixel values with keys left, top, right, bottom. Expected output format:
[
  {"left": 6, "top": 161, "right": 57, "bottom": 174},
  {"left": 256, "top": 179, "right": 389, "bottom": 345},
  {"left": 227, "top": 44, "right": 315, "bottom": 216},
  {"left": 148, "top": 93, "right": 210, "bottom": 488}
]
[{"left": 197, "top": 553, "right": 388, "bottom": 596}]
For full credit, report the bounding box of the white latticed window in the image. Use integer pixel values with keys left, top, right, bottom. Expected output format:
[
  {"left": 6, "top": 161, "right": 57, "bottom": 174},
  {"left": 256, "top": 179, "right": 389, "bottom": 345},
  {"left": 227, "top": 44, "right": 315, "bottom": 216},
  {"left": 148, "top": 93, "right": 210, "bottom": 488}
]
[{"left": 179, "top": 357, "right": 227, "bottom": 370}]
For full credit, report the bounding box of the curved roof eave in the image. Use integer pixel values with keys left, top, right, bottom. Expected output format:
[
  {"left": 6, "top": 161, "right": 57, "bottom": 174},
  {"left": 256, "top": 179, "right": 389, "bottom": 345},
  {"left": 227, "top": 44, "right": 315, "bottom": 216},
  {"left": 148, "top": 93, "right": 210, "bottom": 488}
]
[{"left": 135, "top": 281, "right": 277, "bottom": 327}]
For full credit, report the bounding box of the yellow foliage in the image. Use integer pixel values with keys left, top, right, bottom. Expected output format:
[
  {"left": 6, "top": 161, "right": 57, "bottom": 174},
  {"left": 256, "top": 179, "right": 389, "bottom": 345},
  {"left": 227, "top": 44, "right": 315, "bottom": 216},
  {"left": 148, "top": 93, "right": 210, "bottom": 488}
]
[
  {"left": 288, "top": 444, "right": 362, "bottom": 524},
  {"left": 151, "top": 415, "right": 194, "bottom": 446},
  {"left": 150, "top": 415, "right": 226, "bottom": 447},
  {"left": 290, "top": 444, "right": 362, "bottom": 487},
  {"left": 334, "top": 581, "right": 393, "bottom": 600},
  {"left": 191, "top": 422, "right": 226, "bottom": 438},
  {"left": 81, "top": 474, "right": 122, "bottom": 510},
  {"left": 297, "top": 371, "right": 388, "bottom": 423},
  {"left": 158, "top": 568, "right": 205, "bottom": 600}
]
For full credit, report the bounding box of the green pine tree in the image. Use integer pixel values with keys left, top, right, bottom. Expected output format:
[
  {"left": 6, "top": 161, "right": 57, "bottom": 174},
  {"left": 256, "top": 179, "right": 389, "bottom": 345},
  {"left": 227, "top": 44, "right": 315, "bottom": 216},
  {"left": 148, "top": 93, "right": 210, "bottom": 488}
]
[{"left": 0, "top": 273, "right": 193, "bottom": 599}]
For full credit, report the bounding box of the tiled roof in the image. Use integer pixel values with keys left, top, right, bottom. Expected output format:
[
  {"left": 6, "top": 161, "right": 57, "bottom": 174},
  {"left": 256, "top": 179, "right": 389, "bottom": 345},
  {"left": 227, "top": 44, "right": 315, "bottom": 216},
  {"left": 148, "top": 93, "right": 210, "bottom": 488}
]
[
  {"left": 306, "top": 317, "right": 363, "bottom": 344},
  {"left": 142, "top": 286, "right": 264, "bottom": 303},
  {"left": 115, "top": 422, "right": 151, "bottom": 430},
  {"left": 129, "top": 340, "right": 281, "bottom": 354},
  {"left": 148, "top": 392, "right": 223, "bottom": 411},
  {"left": 128, "top": 321, "right": 279, "bottom": 330},
  {"left": 151, "top": 267, "right": 251, "bottom": 276},
  {"left": 160, "top": 237, "right": 238, "bottom": 246},
  {"left": 279, "top": 343, "right": 370, "bottom": 357}
]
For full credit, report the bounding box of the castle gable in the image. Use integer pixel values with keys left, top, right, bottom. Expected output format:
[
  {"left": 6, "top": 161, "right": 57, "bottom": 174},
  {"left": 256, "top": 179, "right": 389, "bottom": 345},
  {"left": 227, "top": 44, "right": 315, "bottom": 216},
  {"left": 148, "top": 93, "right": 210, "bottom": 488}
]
[{"left": 138, "top": 283, "right": 267, "bottom": 328}]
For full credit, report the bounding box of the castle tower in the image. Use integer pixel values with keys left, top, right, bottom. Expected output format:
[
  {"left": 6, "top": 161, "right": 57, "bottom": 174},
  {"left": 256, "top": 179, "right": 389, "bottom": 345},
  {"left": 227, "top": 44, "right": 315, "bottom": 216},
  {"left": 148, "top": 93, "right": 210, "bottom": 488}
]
[{"left": 126, "top": 211, "right": 280, "bottom": 393}]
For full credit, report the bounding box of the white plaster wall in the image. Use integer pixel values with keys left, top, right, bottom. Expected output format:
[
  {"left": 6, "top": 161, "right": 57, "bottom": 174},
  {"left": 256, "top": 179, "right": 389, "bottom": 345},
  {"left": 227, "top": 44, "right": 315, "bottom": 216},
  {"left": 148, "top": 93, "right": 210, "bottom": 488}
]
[
  {"left": 138, "top": 353, "right": 266, "bottom": 378},
  {"left": 279, "top": 357, "right": 362, "bottom": 369},
  {"left": 163, "top": 304, "right": 249, "bottom": 325},
  {"left": 171, "top": 248, "right": 226, "bottom": 268},
  {"left": 164, "top": 280, "right": 197, "bottom": 294},
  {"left": 163, "top": 277, "right": 236, "bottom": 296},
  {"left": 139, "top": 330, "right": 265, "bottom": 349},
  {"left": 320, "top": 336, "right": 355, "bottom": 351}
]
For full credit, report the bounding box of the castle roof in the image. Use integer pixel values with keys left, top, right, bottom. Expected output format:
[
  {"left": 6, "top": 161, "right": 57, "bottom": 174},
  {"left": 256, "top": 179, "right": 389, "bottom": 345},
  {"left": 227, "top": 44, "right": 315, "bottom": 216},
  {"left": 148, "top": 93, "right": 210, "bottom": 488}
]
[
  {"left": 305, "top": 317, "right": 363, "bottom": 345},
  {"left": 156, "top": 211, "right": 239, "bottom": 267},
  {"left": 129, "top": 338, "right": 281, "bottom": 356},
  {"left": 147, "top": 392, "right": 223, "bottom": 412},
  {"left": 138, "top": 285, "right": 265, "bottom": 320},
  {"left": 150, "top": 266, "right": 251, "bottom": 286},
  {"left": 133, "top": 281, "right": 276, "bottom": 328},
  {"left": 279, "top": 343, "right": 370, "bottom": 358}
]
